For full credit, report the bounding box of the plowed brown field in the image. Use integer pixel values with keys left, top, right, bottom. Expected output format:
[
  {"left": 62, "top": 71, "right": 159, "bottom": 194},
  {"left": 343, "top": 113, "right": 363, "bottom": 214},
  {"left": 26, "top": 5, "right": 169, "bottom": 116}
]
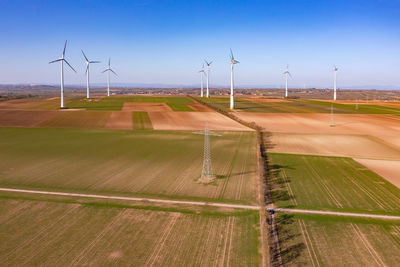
[
  {"left": 122, "top": 102, "right": 172, "bottom": 112},
  {"left": 148, "top": 112, "right": 251, "bottom": 131},
  {"left": 105, "top": 111, "right": 132, "bottom": 130},
  {"left": 0, "top": 110, "right": 57, "bottom": 127}
]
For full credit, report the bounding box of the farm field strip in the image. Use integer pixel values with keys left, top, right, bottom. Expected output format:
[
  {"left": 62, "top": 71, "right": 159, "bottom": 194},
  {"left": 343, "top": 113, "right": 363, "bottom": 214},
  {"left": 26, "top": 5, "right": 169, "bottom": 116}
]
[
  {"left": 276, "top": 214, "right": 400, "bottom": 266},
  {"left": 0, "top": 128, "right": 258, "bottom": 204},
  {"left": 269, "top": 153, "right": 400, "bottom": 213},
  {"left": 0, "top": 198, "right": 260, "bottom": 266},
  {"left": 132, "top": 111, "right": 153, "bottom": 130}
]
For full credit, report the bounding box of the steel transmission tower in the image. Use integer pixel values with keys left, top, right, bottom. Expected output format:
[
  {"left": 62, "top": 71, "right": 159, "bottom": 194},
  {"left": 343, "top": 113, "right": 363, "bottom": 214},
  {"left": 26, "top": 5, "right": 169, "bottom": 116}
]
[{"left": 200, "top": 122, "right": 215, "bottom": 182}]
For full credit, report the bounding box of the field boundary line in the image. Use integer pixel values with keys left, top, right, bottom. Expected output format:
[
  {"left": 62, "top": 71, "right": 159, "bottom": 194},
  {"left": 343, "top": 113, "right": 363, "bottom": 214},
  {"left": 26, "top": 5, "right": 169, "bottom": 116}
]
[
  {"left": 0, "top": 187, "right": 259, "bottom": 210},
  {"left": 275, "top": 208, "right": 400, "bottom": 220}
]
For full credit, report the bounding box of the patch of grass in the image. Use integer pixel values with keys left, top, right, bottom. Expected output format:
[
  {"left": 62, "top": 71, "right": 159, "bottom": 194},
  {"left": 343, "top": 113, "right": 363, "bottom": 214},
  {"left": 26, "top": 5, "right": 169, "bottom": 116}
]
[
  {"left": 268, "top": 153, "right": 400, "bottom": 214},
  {"left": 132, "top": 111, "right": 153, "bottom": 130},
  {"left": 67, "top": 96, "right": 194, "bottom": 111}
]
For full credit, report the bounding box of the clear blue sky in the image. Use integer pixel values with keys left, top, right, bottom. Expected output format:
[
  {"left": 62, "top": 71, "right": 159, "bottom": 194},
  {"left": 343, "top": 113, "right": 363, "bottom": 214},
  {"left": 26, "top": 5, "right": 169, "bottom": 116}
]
[{"left": 0, "top": 0, "right": 399, "bottom": 89}]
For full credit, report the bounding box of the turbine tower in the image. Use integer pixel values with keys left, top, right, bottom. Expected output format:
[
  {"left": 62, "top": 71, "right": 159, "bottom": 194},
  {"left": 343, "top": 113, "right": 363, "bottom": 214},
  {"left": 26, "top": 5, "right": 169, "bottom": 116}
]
[
  {"left": 49, "top": 40, "right": 76, "bottom": 108},
  {"left": 283, "top": 65, "right": 292, "bottom": 98},
  {"left": 82, "top": 50, "right": 100, "bottom": 99},
  {"left": 199, "top": 64, "right": 205, "bottom": 97},
  {"left": 229, "top": 49, "right": 240, "bottom": 109},
  {"left": 201, "top": 122, "right": 215, "bottom": 182},
  {"left": 102, "top": 58, "right": 118, "bottom": 96},
  {"left": 204, "top": 60, "right": 213, "bottom": 98},
  {"left": 333, "top": 66, "right": 338, "bottom": 101}
]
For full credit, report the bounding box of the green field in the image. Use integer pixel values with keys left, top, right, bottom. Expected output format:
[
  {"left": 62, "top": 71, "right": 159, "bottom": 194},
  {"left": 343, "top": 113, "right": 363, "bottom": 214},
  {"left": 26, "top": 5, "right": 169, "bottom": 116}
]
[
  {"left": 276, "top": 213, "right": 400, "bottom": 266},
  {"left": 269, "top": 153, "right": 400, "bottom": 214},
  {"left": 0, "top": 127, "right": 258, "bottom": 204},
  {"left": 200, "top": 97, "right": 400, "bottom": 114},
  {"left": 132, "top": 112, "right": 153, "bottom": 130},
  {"left": 67, "top": 96, "right": 194, "bottom": 111},
  {"left": 0, "top": 198, "right": 260, "bottom": 266}
]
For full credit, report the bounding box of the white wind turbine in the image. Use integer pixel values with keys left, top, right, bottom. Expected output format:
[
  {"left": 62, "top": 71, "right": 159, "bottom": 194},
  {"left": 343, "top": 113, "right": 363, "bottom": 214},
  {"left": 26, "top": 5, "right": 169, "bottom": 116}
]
[
  {"left": 204, "top": 60, "right": 213, "bottom": 98},
  {"left": 49, "top": 40, "right": 76, "bottom": 108},
  {"left": 199, "top": 64, "right": 205, "bottom": 97},
  {"left": 283, "top": 64, "right": 292, "bottom": 98},
  {"left": 102, "top": 58, "right": 118, "bottom": 96},
  {"left": 229, "top": 49, "right": 240, "bottom": 109},
  {"left": 333, "top": 65, "right": 338, "bottom": 101},
  {"left": 82, "top": 50, "right": 100, "bottom": 99}
]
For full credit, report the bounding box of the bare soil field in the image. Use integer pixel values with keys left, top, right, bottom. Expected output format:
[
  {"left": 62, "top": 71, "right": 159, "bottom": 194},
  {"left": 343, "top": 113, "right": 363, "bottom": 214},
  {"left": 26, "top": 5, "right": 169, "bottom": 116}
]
[
  {"left": 0, "top": 110, "right": 58, "bottom": 127},
  {"left": 277, "top": 216, "right": 400, "bottom": 266},
  {"left": 122, "top": 102, "right": 172, "bottom": 112},
  {"left": 354, "top": 158, "right": 400, "bottom": 189},
  {"left": 244, "top": 98, "right": 289, "bottom": 103},
  {"left": 148, "top": 112, "right": 251, "bottom": 131},
  {"left": 270, "top": 133, "right": 400, "bottom": 160},
  {"left": 0, "top": 198, "right": 259, "bottom": 266},
  {"left": 105, "top": 111, "right": 133, "bottom": 130},
  {"left": 39, "top": 111, "right": 111, "bottom": 129},
  {"left": 185, "top": 102, "right": 214, "bottom": 112},
  {"left": 0, "top": 99, "right": 39, "bottom": 109}
]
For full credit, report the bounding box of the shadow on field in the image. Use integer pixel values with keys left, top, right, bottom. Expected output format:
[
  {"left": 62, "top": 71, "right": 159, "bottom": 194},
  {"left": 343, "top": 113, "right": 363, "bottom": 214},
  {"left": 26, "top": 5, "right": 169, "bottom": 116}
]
[
  {"left": 269, "top": 164, "right": 296, "bottom": 204},
  {"left": 215, "top": 170, "right": 256, "bottom": 179},
  {"left": 275, "top": 214, "right": 306, "bottom": 265}
]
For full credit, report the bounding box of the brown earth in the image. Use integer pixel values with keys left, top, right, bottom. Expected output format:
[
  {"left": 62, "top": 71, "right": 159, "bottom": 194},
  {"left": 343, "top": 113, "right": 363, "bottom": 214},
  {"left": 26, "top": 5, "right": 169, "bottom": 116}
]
[
  {"left": 105, "top": 111, "right": 132, "bottom": 130},
  {"left": 148, "top": 112, "right": 252, "bottom": 131},
  {"left": 122, "top": 102, "right": 172, "bottom": 112},
  {"left": 0, "top": 99, "right": 39, "bottom": 109},
  {"left": 185, "top": 102, "right": 214, "bottom": 112},
  {"left": 269, "top": 133, "right": 400, "bottom": 160},
  {"left": 0, "top": 110, "right": 58, "bottom": 127},
  {"left": 354, "top": 158, "right": 400, "bottom": 189}
]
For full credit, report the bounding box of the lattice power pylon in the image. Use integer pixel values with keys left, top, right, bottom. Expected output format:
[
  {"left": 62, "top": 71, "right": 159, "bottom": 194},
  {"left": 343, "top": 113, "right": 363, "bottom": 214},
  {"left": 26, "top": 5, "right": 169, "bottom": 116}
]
[{"left": 200, "top": 122, "right": 215, "bottom": 182}]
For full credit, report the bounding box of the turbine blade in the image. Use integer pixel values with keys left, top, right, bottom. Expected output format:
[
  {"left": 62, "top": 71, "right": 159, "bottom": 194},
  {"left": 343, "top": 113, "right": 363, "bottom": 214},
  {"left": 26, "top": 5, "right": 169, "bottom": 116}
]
[
  {"left": 85, "top": 64, "right": 89, "bottom": 74},
  {"left": 110, "top": 69, "right": 118, "bottom": 76},
  {"left": 64, "top": 59, "right": 76, "bottom": 73},
  {"left": 90, "top": 61, "right": 101, "bottom": 64},
  {"left": 209, "top": 61, "right": 213, "bottom": 65},
  {"left": 204, "top": 59, "right": 209, "bottom": 65},
  {"left": 63, "top": 40, "right": 67, "bottom": 57},
  {"left": 108, "top": 58, "right": 111, "bottom": 67},
  {"left": 81, "top": 50, "right": 89, "bottom": 62},
  {"left": 102, "top": 69, "right": 108, "bottom": 73},
  {"left": 289, "top": 72, "right": 292, "bottom": 78},
  {"left": 230, "top": 48, "right": 234, "bottom": 60},
  {"left": 234, "top": 60, "right": 239, "bottom": 64},
  {"left": 49, "top": 59, "right": 62, "bottom": 64}
]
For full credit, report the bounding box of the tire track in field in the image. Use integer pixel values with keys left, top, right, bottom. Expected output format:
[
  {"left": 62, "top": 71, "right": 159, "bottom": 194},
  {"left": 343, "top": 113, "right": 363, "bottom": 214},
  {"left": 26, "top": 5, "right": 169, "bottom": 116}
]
[
  {"left": 281, "top": 169, "right": 297, "bottom": 206},
  {"left": 71, "top": 210, "right": 127, "bottom": 266},
  {"left": 346, "top": 177, "right": 386, "bottom": 210},
  {"left": 146, "top": 213, "right": 180, "bottom": 267},
  {"left": 197, "top": 219, "right": 216, "bottom": 266},
  {"left": 218, "top": 133, "right": 243, "bottom": 200},
  {"left": 307, "top": 158, "right": 343, "bottom": 208},
  {"left": 298, "top": 220, "right": 320, "bottom": 267},
  {"left": 219, "top": 216, "right": 235, "bottom": 267},
  {"left": 350, "top": 223, "right": 387, "bottom": 267}
]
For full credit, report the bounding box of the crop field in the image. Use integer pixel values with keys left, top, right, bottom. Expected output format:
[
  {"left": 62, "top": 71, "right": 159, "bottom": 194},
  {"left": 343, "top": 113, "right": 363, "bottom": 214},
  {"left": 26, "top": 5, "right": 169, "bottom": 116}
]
[
  {"left": 276, "top": 214, "right": 400, "bottom": 266},
  {"left": 39, "top": 110, "right": 112, "bottom": 129},
  {"left": 132, "top": 112, "right": 153, "bottom": 130},
  {"left": 0, "top": 128, "right": 258, "bottom": 204},
  {"left": 67, "top": 96, "right": 195, "bottom": 111},
  {"left": 0, "top": 198, "right": 260, "bottom": 266},
  {"left": 201, "top": 97, "right": 400, "bottom": 114},
  {"left": 268, "top": 153, "right": 400, "bottom": 214}
]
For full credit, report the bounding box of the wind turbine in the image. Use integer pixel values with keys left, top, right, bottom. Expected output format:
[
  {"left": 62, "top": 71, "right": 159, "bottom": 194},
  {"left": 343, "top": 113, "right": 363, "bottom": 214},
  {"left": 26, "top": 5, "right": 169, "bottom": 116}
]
[
  {"left": 82, "top": 50, "right": 100, "bottom": 99},
  {"left": 333, "top": 65, "right": 338, "bottom": 101},
  {"left": 283, "top": 65, "right": 292, "bottom": 98},
  {"left": 204, "top": 60, "right": 213, "bottom": 98},
  {"left": 198, "top": 64, "right": 205, "bottom": 97},
  {"left": 229, "top": 49, "right": 239, "bottom": 109},
  {"left": 102, "top": 58, "right": 118, "bottom": 96},
  {"left": 49, "top": 40, "right": 76, "bottom": 108}
]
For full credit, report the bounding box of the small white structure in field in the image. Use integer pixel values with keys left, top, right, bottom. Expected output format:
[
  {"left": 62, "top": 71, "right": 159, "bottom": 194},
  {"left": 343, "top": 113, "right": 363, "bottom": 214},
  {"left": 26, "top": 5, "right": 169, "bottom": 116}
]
[
  {"left": 81, "top": 50, "right": 100, "bottom": 99},
  {"left": 229, "top": 49, "right": 240, "bottom": 109},
  {"left": 204, "top": 60, "right": 213, "bottom": 98},
  {"left": 283, "top": 64, "right": 292, "bottom": 98},
  {"left": 333, "top": 66, "right": 338, "bottom": 101},
  {"left": 198, "top": 64, "right": 205, "bottom": 97},
  {"left": 102, "top": 58, "right": 118, "bottom": 97},
  {"left": 49, "top": 40, "right": 76, "bottom": 108}
]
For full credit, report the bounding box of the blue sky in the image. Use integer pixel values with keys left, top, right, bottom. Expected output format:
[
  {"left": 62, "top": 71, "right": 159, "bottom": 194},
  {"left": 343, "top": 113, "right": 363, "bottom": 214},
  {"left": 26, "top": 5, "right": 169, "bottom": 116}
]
[{"left": 0, "top": 0, "right": 399, "bottom": 89}]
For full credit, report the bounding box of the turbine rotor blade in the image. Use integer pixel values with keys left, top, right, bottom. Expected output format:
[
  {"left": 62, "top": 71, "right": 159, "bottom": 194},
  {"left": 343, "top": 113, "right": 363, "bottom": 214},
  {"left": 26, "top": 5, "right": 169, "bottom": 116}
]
[
  {"left": 102, "top": 69, "right": 108, "bottom": 73},
  {"left": 64, "top": 59, "right": 77, "bottom": 73},
  {"left": 230, "top": 48, "right": 234, "bottom": 60},
  {"left": 110, "top": 69, "right": 118, "bottom": 76},
  {"left": 234, "top": 60, "right": 239, "bottom": 64},
  {"left": 81, "top": 50, "right": 89, "bottom": 62},
  {"left": 49, "top": 59, "right": 62, "bottom": 64},
  {"left": 85, "top": 64, "right": 89, "bottom": 74},
  {"left": 63, "top": 40, "right": 67, "bottom": 57},
  {"left": 108, "top": 58, "right": 111, "bottom": 67},
  {"left": 90, "top": 61, "right": 101, "bottom": 64}
]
